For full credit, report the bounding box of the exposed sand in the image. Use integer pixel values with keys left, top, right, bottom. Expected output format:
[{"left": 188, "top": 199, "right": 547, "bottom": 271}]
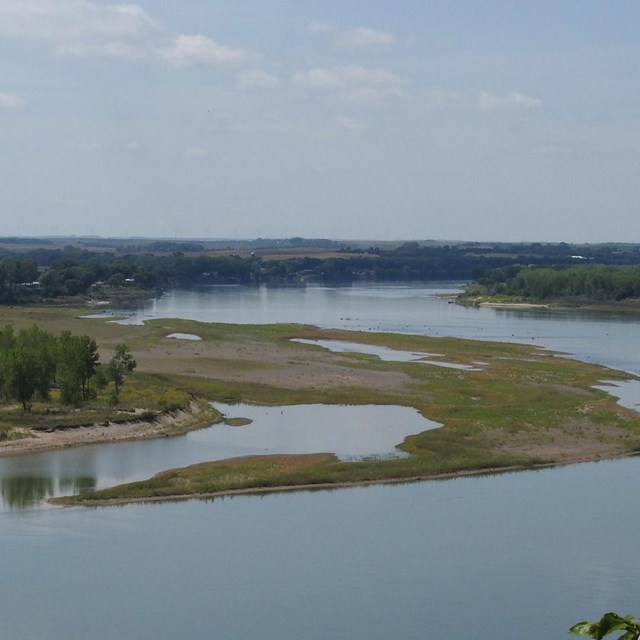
[
  {"left": 0, "top": 402, "right": 211, "bottom": 457},
  {"left": 478, "top": 302, "right": 550, "bottom": 309},
  {"left": 136, "top": 336, "right": 413, "bottom": 391}
]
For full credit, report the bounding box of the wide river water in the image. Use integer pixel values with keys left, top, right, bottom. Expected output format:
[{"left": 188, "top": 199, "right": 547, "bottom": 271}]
[{"left": 2, "top": 283, "right": 640, "bottom": 640}]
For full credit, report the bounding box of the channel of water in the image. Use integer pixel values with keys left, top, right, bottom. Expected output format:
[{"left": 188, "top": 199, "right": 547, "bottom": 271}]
[{"left": 2, "top": 283, "right": 640, "bottom": 640}]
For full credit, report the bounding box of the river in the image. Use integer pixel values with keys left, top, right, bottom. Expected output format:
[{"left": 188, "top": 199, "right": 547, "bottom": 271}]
[{"left": 2, "top": 283, "right": 640, "bottom": 640}]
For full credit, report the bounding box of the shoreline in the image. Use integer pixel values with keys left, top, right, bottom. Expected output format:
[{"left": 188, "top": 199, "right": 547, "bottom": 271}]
[
  {"left": 0, "top": 400, "right": 219, "bottom": 458},
  {"left": 456, "top": 296, "right": 640, "bottom": 313},
  {"left": 53, "top": 450, "right": 640, "bottom": 508}
]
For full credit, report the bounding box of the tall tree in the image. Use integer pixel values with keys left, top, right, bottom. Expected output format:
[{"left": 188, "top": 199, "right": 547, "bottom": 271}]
[
  {"left": 5, "top": 346, "right": 39, "bottom": 411},
  {"left": 15, "top": 326, "right": 57, "bottom": 401},
  {"left": 107, "top": 343, "right": 136, "bottom": 402},
  {"left": 57, "top": 332, "right": 100, "bottom": 405}
]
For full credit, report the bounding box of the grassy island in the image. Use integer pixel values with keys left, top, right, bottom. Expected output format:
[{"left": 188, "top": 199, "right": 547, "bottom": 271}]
[{"left": 0, "top": 303, "right": 626, "bottom": 506}]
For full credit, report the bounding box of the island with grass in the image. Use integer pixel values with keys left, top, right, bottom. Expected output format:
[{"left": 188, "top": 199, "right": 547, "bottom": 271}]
[{"left": 0, "top": 303, "right": 635, "bottom": 506}]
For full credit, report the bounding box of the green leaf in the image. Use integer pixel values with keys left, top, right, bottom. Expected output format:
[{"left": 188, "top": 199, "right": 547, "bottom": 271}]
[
  {"left": 571, "top": 613, "right": 640, "bottom": 640},
  {"left": 570, "top": 621, "right": 600, "bottom": 637},
  {"left": 598, "top": 612, "right": 630, "bottom": 637}
]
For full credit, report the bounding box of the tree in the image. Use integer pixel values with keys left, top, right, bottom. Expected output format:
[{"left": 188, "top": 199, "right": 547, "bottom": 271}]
[
  {"left": 107, "top": 343, "right": 136, "bottom": 402},
  {"left": 4, "top": 347, "right": 39, "bottom": 411},
  {"left": 57, "top": 332, "right": 100, "bottom": 405},
  {"left": 571, "top": 612, "right": 640, "bottom": 639},
  {"left": 0, "top": 326, "right": 57, "bottom": 411},
  {"left": 15, "top": 325, "right": 57, "bottom": 401}
]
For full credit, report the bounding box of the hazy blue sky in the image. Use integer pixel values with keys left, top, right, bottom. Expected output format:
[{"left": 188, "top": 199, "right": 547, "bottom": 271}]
[{"left": 1, "top": 1, "right": 638, "bottom": 241}]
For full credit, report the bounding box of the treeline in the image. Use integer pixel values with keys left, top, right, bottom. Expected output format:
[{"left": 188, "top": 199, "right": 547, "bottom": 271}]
[
  {"left": 471, "top": 264, "right": 640, "bottom": 301},
  {"left": 0, "top": 258, "right": 40, "bottom": 302},
  {"left": 4, "top": 241, "right": 640, "bottom": 301},
  {"left": 35, "top": 247, "right": 514, "bottom": 294},
  {"left": 0, "top": 325, "right": 135, "bottom": 411}
]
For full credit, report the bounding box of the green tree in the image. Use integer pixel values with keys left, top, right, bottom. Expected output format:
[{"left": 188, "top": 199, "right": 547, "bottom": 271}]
[
  {"left": 4, "top": 347, "right": 39, "bottom": 411},
  {"left": 571, "top": 612, "right": 640, "bottom": 639},
  {"left": 57, "top": 332, "right": 100, "bottom": 405},
  {"left": 107, "top": 343, "right": 136, "bottom": 402},
  {"left": 14, "top": 325, "right": 57, "bottom": 401}
]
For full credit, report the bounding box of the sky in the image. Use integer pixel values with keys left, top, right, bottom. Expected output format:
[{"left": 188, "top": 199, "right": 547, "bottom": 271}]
[{"left": 0, "top": 0, "right": 639, "bottom": 243}]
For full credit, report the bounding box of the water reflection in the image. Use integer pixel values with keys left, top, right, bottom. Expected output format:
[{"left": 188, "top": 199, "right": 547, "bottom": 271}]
[
  {"left": 213, "top": 402, "right": 439, "bottom": 461},
  {"left": 0, "top": 403, "right": 439, "bottom": 511},
  {"left": 1, "top": 476, "right": 54, "bottom": 509},
  {"left": 0, "top": 475, "right": 97, "bottom": 509}
]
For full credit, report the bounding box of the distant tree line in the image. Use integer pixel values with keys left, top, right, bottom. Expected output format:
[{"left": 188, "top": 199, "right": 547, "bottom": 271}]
[
  {"left": 0, "top": 324, "right": 136, "bottom": 411},
  {"left": 3, "top": 241, "right": 640, "bottom": 301},
  {"left": 0, "top": 258, "right": 40, "bottom": 302},
  {"left": 470, "top": 264, "right": 640, "bottom": 301}
]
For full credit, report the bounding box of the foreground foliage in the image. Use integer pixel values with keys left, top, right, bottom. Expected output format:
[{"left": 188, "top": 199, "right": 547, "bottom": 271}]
[{"left": 571, "top": 612, "right": 640, "bottom": 639}]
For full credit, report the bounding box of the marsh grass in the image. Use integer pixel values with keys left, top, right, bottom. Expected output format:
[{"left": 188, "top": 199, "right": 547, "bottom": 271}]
[{"left": 58, "top": 445, "right": 543, "bottom": 505}]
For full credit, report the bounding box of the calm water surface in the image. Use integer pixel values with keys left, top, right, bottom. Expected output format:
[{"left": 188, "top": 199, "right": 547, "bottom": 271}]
[
  {"left": 0, "top": 403, "right": 437, "bottom": 510},
  {"left": 114, "top": 283, "right": 640, "bottom": 373},
  {"left": 2, "top": 283, "right": 640, "bottom": 640},
  {"left": 3, "top": 460, "right": 640, "bottom": 640}
]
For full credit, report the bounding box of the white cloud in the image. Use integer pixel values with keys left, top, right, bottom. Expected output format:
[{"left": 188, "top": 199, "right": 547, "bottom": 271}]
[
  {"left": 292, "top": 65, "right": 406, "bottom": 90},
  {"left": 185, "top": 146, "right": 207, "bottom": 157},
  {"left": 309, "top": 21, "right": 398, "bottom": 50},
  {"left": 476, "top": 91, "right": 541, "bottom": 111},
  {"left": 292, "top": 68, "right": 342, "bottom": 90},
  {"left": 343, "top": 86, "right": 408, "bottom": 105},
  {"left": 75, "top": 142, "right": 101, "bottom": 152},
  {"left": 421, "top": 88, "right": 464, "bottom": 109},
  {"left": 236, "top": 69, "right": 280, "bottom": 90},
  {"left": 334, "top": 115, "right": 365, "bottom": 134},
  {"left": 159, "top": 34, "right": 248, "bottom": 67},
  {"left": 0, "top": 1, "right": 249, "bottom": 70},
  {"left": 292, "top": 65, "right": 408, "bottom": 105},
  {"left": 0, "top": 92, "right": 25, "bottom": 108},
  {"left": 341, "top": 27, "right": 397, "bottom": 49},
  {"left": 0, "top": 0, "right": 159, "bottom": 41},
  {"left": 421, "top": 88, "right": 542, "bottom": 112},
  {"left": 55, "top": 40, "right": 149, "bottom": 59},
  {"left": 308, "top": 21, "right": 333, "bottom": 35},
  {"left": 126, "top": 140, "right": 142, "bottom": 150}
]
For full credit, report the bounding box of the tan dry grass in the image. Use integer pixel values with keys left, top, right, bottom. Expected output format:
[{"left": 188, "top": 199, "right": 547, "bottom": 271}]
[{"left": 135, "top": 334, "right": 412, "bottom": 391}]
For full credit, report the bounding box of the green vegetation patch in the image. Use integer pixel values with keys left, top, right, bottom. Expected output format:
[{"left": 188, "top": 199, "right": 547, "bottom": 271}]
[{"left": 224, "top": 417, "right": 252, "bottom": 427}]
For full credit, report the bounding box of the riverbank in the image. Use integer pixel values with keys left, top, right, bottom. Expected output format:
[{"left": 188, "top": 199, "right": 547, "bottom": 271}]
[
  {"left": 53, "top": 448, "right": 640, "bottom": 507},
  {"left": 0, "top": 399, "right": 220, "bottom": 457},
  {"left": 456, "top": 294, "right": 640, "bottom": 313}
]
